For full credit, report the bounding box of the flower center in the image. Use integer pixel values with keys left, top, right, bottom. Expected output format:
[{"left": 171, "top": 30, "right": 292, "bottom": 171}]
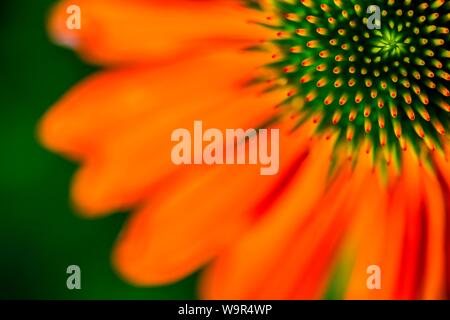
[{"left": 256, "top": 0, "right": 450, "bottom": 169}]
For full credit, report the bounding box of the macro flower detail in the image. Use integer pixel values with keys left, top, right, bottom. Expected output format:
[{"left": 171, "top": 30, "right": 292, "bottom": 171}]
[
  {"left": 39, "top": 0, "right": 450, "bottom": 300},
  {"left": 262, "top": 0, "right": 449, "bottom": 169}
]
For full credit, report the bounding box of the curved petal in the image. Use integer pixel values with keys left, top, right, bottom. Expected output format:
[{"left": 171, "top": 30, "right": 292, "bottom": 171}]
[
  {"left": 420, "top": 169, "right": 446, "bottom": 299},
  {"left": 113, "top": 122, "right": 314, "bottom": 285},
  {"left": 39, "top": 50, "right": 279, "bottom": 215},
  {"left": 343, "top": 157, "right": 420, "bottom": 300},
  {"left": 199, "top": 138, "right": 372, "bottom": 299},
  {"left": 48, "top": 0, "right": 270, "bottom": 65},
  {"left": 39, "top": 49, "right": 270, "bottom": 159},
  {"left": 342, "top": 153, "right": 447, "bottom": 300},
  {"left": 435, "top": 153, "right": 450, "bottom": 298}
]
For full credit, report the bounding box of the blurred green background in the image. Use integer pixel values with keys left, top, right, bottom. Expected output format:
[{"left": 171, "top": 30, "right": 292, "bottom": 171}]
[{"left": 0, "top": 0, "right": 197, "bottom": 299}]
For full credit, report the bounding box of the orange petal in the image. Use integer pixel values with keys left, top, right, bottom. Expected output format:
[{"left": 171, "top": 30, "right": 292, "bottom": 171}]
[
  {"left": 49, "top": 0, "right": 270, "bottom": 65},
  {"left": 39, "top": 50, "right": 270, "bottom": 159},
  {"left": 344, "top": 177, "right": 408, "bottom": 299},
  {"left": 113, "top": 122, "right": 313, "bottom": 285},
  {"left": 435, "top": 154, "right": 450, "bottom": 297},
  {"left": 200, "top": 139, "right": 362, "bottom": 299},
  {"left": 344, "top": 152, "right": 445, "bottom": 300},
  {"left": 282, "top": 168, "right": 375, "bottom": 300},
  {"left": 420, "top": 170, "right": 446, "bottom": 299},
  {"left": 39, "top": 50, "right": 279, "bottom": 215},
  {"left": 70, "top": 76, "right": 282, "bottom": 215}
]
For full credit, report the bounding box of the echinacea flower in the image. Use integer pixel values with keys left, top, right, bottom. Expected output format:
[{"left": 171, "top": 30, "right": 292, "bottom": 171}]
[{"left": 39, "top": 0, "right": 450, "bottom": 299}]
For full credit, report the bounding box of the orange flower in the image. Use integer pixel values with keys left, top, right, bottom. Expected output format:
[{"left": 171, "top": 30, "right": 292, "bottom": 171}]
[{"left": 39, "top": 0, "right": 450, "bottom": 299}]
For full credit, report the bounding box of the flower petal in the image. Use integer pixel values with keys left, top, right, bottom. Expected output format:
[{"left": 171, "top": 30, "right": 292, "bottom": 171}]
[
  {"left": 113, "top": 123, "right": 313, "bottom": 285},
  {"left": 49, "top": 0, "right": 270, "bottom": 65},
  {"left": 200, "top": 139, "right": 367, "bottom": 299},
  {"left": 39, "top": 50, "right": 270, "bottom": 159},
  {"left": 39, "top": 50, "right": 279, "bottom": 215},
  {"left": 420, "top": 170, "right": 446, "bottom": 299},
  {"left": 435, "top": 155, "right": 450, "bottom": 297},
  {"left": 343, "top": 169, "right": 414, "bottom": 300},
  {"left": 344, "top": 154, "right": 446, "bottom": 300}
]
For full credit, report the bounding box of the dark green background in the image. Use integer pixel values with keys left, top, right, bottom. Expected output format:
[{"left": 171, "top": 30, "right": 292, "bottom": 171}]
[{"left": 0, "top": 0, "right": 197, "bottom": 299}]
